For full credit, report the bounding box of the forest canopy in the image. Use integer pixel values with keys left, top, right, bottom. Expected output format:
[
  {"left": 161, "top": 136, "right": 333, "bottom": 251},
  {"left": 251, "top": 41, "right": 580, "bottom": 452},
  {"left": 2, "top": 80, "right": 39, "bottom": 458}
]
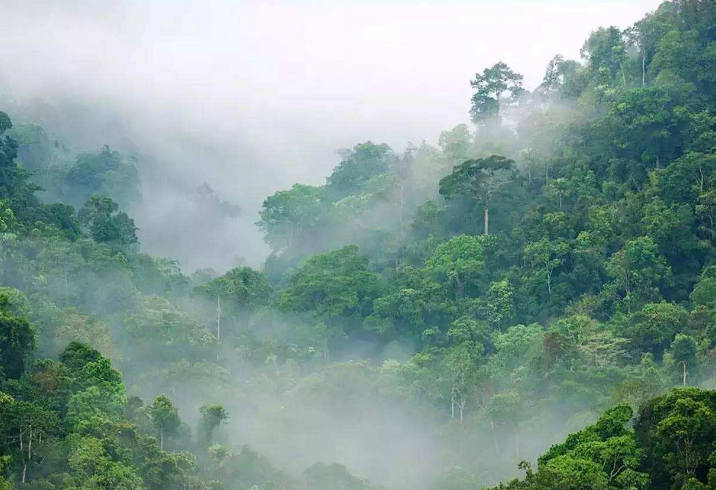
[{"left": 2, "top": 1, "right": 716, "bottom": 490}]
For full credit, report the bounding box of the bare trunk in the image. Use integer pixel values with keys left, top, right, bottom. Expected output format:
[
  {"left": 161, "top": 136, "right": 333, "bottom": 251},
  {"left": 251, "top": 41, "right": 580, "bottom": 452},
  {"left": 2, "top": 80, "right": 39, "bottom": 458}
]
[
  {"left": 682, "top": 360, "right": 688, "bottom": 386},
  {"left": 489, "top": 419, "right": 500, "bottom": 453},
  {"left": 546, "top": 269, "right": 552, "bottom": 295},
  {"left": 216, "top": 295, "right": 221, "bottom": 340},
  {"left": 399, "top": 184, "right": 405, "bottom": 239},
  {"left": 451, "top": 387, "right": 456, "bottom": 419},
  {"left": 458, "top": 397, "right": 466, "bottom": 426},
  {"left": 455, "top": 277, "right": 465, "bottom": 300},
  {"left": 642, "top": 53, "right": 646, "bottom": 88},
  {"left": 484, "top": 204, "right": 490, "bottom": 236},
  {"left": 160, "top": 428, "right": 164, "bottom": 451},
  {"left": 22, "top": 462, "right": 27, "bottom": 484}
]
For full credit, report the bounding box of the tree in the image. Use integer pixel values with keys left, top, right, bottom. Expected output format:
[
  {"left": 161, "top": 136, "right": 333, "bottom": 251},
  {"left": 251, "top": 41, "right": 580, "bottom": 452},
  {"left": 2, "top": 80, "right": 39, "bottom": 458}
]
[
  {"left": 65, "top": 145, "right": 141, "bottom": 209},
  {"left": 199, "top": 404, "right": 228, "bottom": 446},
  {"left": 0, "top": 112, "right": 43, "bottom": 222},
  {"left": 524, "top": 238, "right": 570, "bottom": 297},
  {"left": 635, "top": 389, "right": 716, "bottom": 488},
  {"left": 534, "top": 405, "right": 646, "bottom": 490},
  {"left": 659, "top": 153, "right": 716, "bottom": 204},
  {"left": 619, "top": 302, "right": 689, "bottom": 360},
  {"left": 484, "top": 279, "right": 515, "bottom": 328},
  {"left": 197, "top": 267, "right": 273, "bottom": 339},
  {"left": 469, "top": 62, "right": 524, "bottom": 125},
  {"left": 605, "top": 237, "right": 671, "bottom": 313},
  {"left": 581, "top": 26, "right": 628, "bottom": 85},
  {"left": 438, "top": 124, "right": 473, "bottom": 165},
  {"left": 5, "top": 399, "right": 59, "bottom": 483},
  {"left": 540, "top": 55, "right": 585, "bottom": 98},
  {"left": 426, "top": 234, "right": 484, "bottom": 300},
  {"left": 439, "top": 155, "right": 516, "bottom": 235},
  {"left": 257, "top": 184, "right": 326, "bottom": 252},
  {"left": 669, "top": 334, "right": 698, "bottom": 386},
  {"left": 0, "top": 290, "right": 36, "bottom": 379},
  {"left": 78, "top": 196, "right": 138, "bottom": 247},
  {"left": 546, "top": 178, "right": 571, "bottom": 210},
  {"left": 276, "top": 246, "right": 382, "bottom": 339},
  {"left": 326, "top": 142, "right": 394, "bottom": 197},
  {"left": 149, "top": 395, "right": 180, "bottom": 451},
  {"left": 625, "top": 11, "right": 674, "bottom": 87}
]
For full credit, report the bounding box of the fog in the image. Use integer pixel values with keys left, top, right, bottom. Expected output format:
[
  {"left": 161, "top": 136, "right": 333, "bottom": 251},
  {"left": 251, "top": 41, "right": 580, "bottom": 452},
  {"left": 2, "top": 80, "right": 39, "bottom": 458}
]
[
  {"left": 0, "top": 0, "right": 661, "bottom": 271},
  {"left": 0, "top": 2, "right": 687, "bottom": 489}
]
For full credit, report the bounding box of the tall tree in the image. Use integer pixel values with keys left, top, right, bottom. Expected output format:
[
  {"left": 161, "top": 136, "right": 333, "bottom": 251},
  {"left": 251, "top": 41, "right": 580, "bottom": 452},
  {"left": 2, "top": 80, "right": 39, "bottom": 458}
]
[
  {"left": 439, "top": 155, "right": 516, "bottom": 235},
  {"left": 469, "top": 62, "right": 524, "bottom": 126},
  {"left": 78, "top": 196, "right": 138, "bottom": 247},
  {"left": 149, "top": 395, "right": 181, "bottom": 450}
]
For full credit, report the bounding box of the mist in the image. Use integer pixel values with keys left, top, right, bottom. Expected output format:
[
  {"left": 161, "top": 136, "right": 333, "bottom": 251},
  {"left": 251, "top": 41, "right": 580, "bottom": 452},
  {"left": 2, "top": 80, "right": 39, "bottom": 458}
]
[
  {"left": 0, "top": 0, "right": 661, "bottom": 271},
  {"left": 4, "top": 1, "right": 705, "bottom": 489}
]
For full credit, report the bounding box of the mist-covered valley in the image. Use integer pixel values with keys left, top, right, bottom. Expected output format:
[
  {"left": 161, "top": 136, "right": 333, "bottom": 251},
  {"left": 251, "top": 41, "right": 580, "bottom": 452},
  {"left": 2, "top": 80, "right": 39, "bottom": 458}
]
[{"left": 3, "top": 1, "right": 716, "bottom": 490}]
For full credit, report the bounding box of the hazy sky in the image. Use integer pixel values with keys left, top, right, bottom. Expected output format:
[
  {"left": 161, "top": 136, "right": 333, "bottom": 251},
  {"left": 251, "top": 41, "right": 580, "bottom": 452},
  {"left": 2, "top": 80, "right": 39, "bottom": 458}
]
[{"left": 0, "top": 0, "right": 663, "bottom": 269}]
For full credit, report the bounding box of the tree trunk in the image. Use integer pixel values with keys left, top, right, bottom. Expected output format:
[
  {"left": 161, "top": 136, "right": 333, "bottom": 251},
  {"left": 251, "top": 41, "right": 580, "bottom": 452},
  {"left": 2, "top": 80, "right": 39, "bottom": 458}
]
[
  {"left": 451, "top": 387, "right": 456, "bottom": 419},
  {"left": 22, "top": 462, "right": 27, "bottom": 484},
  {"left": 458, "top": 397, "right": 466, "bottom": 426},
  {"left": 489, "top": 419, "right": 500, "bottom": 453},
  {"left": 216, "top": 294, "right": 221, "bottom": 340},
  {"left": 399, "top": 183, "right": 405, "bottom": 239},
  {"left": 455, "top": 277, "right": 465, "bottom": 300},
  {"left": 682, "top": 360, "right": 688, "bottom": 386},
  {"left": 484, "top": 204, "right": 490, "bottom": 236},
  {"left": 642, "top": 53, "right": 646, "bottom": 88}
]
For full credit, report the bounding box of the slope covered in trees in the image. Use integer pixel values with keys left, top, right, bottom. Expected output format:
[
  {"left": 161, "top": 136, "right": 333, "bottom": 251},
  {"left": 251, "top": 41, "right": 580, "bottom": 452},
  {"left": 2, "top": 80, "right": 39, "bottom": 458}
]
[{"left": 2, "top": 1, "right": 716, "bottom": 489}]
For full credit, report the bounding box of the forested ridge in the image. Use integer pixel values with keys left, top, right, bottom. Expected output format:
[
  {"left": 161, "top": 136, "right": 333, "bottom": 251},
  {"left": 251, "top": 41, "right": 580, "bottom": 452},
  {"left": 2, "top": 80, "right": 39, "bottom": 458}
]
[{"left": 2, "top": 1, "right": 716, "bottom": 489}]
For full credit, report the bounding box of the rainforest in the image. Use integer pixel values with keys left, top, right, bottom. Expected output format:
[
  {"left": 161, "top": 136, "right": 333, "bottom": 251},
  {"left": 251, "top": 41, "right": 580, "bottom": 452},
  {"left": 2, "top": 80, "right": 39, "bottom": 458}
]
[{"left": 2, "top": 1, "right": 716, "bottom": 490}]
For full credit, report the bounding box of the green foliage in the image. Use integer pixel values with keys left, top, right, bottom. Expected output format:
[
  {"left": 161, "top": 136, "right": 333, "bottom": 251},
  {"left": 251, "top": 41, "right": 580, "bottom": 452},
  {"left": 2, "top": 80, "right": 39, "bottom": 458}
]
[
  {"left": 78, "top": 196, "right": 138, "bottom": 247},
  {"left": 326, "top": 142, "right": 394, "bottom": 197},
  {"left": 0, "top": 288, "right": 35, "bottom": 379},
  {"left": 149, "top": 394, "right": 180, "bottom": 450},
  {"left": 276, "top": 246, "right": 382, "bottom": 339},
  {"left": 64, "top": 145, "right": 141, "bottom": 209},
  {"left": 426, "top": 234, "right": 484, "bottom": 299},
  {"left": 470, "top": 62, "right": 524, "bottom": 125},
  {"left": 4, "top": 3, "right": 716, "bottom": 490},
  {"left": 257, "top": 183, "right": 326, "bottom": 252},
  {"left": 198, "top": 404, "right": 227, "bottom": 446}
]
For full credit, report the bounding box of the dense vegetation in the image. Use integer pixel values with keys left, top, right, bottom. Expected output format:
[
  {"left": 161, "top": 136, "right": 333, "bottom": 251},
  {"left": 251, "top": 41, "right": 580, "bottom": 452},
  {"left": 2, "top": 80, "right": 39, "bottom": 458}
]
[{"left": 2, "top": 1, "right": 716, "bottom": 489}]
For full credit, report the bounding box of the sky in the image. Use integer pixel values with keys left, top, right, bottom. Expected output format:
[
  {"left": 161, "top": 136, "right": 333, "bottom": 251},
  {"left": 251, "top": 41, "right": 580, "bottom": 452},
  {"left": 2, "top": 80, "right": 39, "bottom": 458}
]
[{"left": 0, "top": 0, "right": 663, "bottom": 270}]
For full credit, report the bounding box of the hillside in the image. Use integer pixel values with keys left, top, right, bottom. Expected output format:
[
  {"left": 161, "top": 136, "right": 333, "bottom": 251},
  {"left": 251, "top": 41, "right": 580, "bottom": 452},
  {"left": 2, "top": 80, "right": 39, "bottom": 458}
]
[{"left": 1, "top": 1, "right": 716, "bottom": 489}]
